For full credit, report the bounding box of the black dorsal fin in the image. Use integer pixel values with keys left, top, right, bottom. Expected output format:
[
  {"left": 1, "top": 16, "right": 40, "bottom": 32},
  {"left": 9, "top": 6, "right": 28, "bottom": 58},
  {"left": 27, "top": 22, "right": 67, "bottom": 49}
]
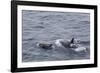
[{"left": 70, "top": 38, "right": 74, "bottom": 43}]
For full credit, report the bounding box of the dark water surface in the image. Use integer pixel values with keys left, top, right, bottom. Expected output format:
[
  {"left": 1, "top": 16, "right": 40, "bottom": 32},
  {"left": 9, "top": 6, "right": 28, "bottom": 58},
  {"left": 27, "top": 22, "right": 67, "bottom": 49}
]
[{"left": 22, "top": 10, "right": 90, "bottom": 62}]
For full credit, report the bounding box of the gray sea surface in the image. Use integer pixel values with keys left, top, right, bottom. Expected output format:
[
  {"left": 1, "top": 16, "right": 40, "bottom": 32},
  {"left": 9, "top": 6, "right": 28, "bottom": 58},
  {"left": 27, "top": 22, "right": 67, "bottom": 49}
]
[{"left": 22, "top": 10, "right": 90, "bottom": 62}]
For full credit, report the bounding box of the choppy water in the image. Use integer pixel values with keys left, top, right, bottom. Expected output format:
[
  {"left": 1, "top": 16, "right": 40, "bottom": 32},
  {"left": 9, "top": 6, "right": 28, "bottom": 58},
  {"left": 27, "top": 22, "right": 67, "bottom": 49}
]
[{"left": 22, "top": 10, "right": 90, "bottom": 62}]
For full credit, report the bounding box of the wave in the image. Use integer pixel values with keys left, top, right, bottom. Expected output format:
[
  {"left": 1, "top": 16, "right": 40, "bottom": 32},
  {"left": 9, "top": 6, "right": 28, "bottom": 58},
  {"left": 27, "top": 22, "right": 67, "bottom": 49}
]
[
  {"left": 79, "top": 40, "right": 90, "bottom": 45},
  {"left": 79, "top": 21, "right": 90, "bottom": 24},
  {"left": 23, "top": 37, "right": 34, "bottom": 41},
  {"left": 33, "top": 26, "right": 45, "bottom": 29}
]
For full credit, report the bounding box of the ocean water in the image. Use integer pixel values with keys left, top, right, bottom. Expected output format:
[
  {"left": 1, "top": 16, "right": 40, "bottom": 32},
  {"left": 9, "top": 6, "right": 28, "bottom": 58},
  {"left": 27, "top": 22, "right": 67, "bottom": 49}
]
[{"left": 22, "top": 10, "right": 90, "bottom": 62}]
